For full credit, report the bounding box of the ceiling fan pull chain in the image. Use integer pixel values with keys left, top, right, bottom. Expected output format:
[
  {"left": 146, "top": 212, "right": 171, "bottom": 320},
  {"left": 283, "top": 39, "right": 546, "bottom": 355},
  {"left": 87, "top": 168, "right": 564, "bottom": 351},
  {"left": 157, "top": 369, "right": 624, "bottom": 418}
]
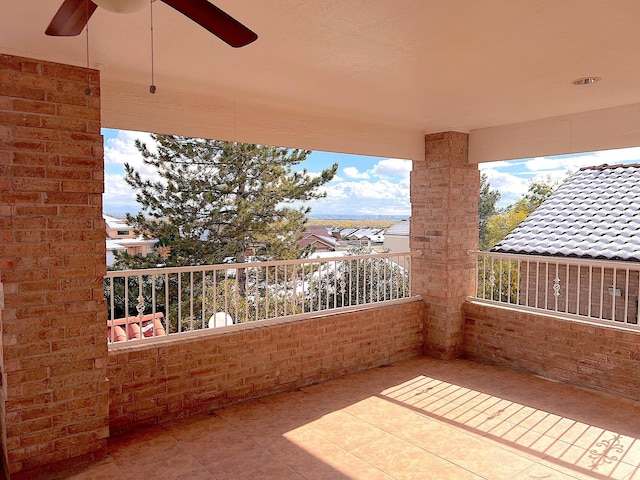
[
  {"left": 149, "top": 0, "right": 157, "bottom": 94},
  {"left": 85, "top": 3, "right": 92, "bottom": 96}
]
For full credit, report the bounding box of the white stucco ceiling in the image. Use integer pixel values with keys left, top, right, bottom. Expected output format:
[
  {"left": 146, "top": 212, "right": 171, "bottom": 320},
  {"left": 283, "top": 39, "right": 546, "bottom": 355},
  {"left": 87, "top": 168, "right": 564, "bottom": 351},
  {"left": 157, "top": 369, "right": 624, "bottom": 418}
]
[{"left": 2, "top": 1, "right": 640, "bottom": 161}]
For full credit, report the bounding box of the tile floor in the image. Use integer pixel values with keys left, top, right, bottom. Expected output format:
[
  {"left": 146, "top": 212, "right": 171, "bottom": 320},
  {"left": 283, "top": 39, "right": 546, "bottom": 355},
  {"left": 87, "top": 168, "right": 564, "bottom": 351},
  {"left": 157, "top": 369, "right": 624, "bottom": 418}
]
[{"left": 48, "top": 357, "right": 640, "bottom": 479}]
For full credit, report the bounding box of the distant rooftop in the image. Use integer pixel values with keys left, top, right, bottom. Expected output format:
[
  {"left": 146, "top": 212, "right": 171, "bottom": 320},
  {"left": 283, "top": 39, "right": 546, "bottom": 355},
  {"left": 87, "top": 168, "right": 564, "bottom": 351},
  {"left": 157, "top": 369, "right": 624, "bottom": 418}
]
[
  {"left": 386, "top": 219, "right": 410, "bottom": 236},
  {"left": 493, "top": 164, "right": 640, "bottom": 262},
  {"left": 103, "top": 213, "right": 130, "bottom": 230}
]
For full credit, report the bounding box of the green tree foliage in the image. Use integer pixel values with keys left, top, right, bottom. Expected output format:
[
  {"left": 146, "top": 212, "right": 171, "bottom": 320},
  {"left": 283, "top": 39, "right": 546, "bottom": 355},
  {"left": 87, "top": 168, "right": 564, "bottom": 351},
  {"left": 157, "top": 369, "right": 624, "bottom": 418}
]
[
  {"left": 522, "top": 175, "right": 561, "bottom": 212},
  {"left": 483, "top": 198, "right": 531, "bottom": 250},
  {"left": 114, "top": 135, "right": 338, "bottom": 269},
  {"left": 477, "top": 174, "right": 563, "bottom": 302},
  {"left": 482, "top": 175, "right": 561, "bottom": 250},
  {"left": 478, "top": 173, "right": 501, "bottom": 250}
]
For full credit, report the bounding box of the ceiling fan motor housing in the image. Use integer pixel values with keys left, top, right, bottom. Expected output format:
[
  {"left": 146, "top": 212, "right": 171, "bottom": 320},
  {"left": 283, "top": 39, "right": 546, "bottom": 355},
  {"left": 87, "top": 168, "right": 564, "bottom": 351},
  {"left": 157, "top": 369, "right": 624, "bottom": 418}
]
[{"left": 93, "top": 0, "right": 149, "bottom": 14}]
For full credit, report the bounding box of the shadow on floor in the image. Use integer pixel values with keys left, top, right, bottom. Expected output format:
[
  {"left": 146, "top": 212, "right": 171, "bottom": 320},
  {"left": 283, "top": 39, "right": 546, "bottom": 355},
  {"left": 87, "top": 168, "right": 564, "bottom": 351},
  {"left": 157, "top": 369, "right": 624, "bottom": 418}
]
[{"left": 43, "top": 357, "right": 640, "bottom": 479}]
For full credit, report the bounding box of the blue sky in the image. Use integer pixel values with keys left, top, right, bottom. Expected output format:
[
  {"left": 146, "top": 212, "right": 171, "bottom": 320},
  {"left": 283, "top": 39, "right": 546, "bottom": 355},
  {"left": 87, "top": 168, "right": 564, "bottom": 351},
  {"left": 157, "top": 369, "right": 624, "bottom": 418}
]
[
  {"left": 480, "top": 147, "right": 640, "bottom": 208},
  {"left": 102, "top": 128, "right": 411, "bottom": 217},
  {"left": 103, "top": 128, "right": 640, "bottom": 217}
]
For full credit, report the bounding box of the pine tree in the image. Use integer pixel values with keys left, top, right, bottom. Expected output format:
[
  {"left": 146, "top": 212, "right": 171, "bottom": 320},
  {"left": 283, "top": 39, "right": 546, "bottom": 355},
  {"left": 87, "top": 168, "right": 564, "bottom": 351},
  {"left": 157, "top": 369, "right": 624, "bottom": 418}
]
[{"left": 116, "top": 135, "right": 337, "bottom": 268}]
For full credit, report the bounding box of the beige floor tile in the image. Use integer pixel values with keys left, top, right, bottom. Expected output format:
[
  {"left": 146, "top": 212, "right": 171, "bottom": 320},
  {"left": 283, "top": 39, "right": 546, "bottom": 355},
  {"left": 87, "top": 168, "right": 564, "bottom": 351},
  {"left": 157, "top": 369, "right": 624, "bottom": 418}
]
[
  {"left": 268, "top": 431, "right": 393, "bottom": 480},
  {"left": 439, "top": 435, "right": 537, "bottom": 479},
  {"left": 482, "top": 421, "right": 570, "bottom": 459},
  {"left": 509, "top": 461, "right": 584, "bottom": 479},
  {"left": 623, "top": 464, "right": 640, "bottom": 480},
  {"left": 307, "top": 410, "right": 389, "bottom": 451},
  {"left": 43, "top": 458, "right": 126, "bottom": 480},
  {"left": 352, "top": 434, "right": 482, "bottom": 480},
  {"left": 46, "top": 357, "right": 640, "bottom": 480},
  {"left": 548, "top": 437, "right": 636, "bottom": 480},
  {"left": 207, "top": 448, "right": 304, "bottom": 480},
  {"left": 174, "top": 468, "right": 216, "bottom": 480},
  {"left": 175, "top": 426, "right": 262, "bottom": 466}
]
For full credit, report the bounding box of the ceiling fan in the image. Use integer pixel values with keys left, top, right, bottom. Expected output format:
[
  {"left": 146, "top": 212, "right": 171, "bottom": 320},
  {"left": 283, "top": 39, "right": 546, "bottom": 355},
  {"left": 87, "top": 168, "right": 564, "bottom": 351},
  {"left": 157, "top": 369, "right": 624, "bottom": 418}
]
[{"left": 45, "top": 0, "right": 258, "bottom": 48}]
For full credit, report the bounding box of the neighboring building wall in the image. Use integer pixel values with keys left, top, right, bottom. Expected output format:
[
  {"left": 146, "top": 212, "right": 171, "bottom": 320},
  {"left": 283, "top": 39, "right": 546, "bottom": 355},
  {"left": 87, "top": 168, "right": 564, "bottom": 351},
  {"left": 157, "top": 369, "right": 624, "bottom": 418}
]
[
  {"left": 106, "top": 227, "right": 135, "bottom": 239},
  {"left": 410, "top": 132, "right": 479, "bottom": 359},
  {"left": 0, "top": 55, "right": 108, "bottom": 478},
  {"left": 108, "top": 300, "right": 424, "bottom": 435},
  {"left": 383, "top": 234, "right": 409, "bottom": 252},
  {"left": 463, "top": 301, "right": 640, "bottom": 402}
]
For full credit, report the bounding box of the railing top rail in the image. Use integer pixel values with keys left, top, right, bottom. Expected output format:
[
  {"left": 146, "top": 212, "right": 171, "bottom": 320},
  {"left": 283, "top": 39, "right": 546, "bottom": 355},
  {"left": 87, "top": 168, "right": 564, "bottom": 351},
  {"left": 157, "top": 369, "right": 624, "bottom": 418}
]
[
  {"left": 105, "top": 250, "right": 419, "bottom": 278},
  {"left": 469, "top": 250, "right": 640, "bottom": 270}
]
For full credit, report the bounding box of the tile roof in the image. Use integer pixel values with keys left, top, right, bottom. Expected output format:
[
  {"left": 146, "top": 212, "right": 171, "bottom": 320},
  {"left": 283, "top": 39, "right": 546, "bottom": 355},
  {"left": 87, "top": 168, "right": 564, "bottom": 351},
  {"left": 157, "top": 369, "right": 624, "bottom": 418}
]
[
  {"left": 492, "top": 164, "right": 640, "bottom": 262},
  {"left": 386, "top": 219, "right": 410, "bottom": 236}
]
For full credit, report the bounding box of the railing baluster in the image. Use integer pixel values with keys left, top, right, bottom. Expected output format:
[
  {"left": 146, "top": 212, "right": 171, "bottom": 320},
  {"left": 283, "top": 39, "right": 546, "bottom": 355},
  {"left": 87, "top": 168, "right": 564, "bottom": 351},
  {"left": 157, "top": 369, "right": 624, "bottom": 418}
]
[
  {"left": 464, "top": 251, "right": 640, "bottom": 331},
  {"left": 576, "top": 265, "right": 581, "bottom": 316},
  {"left": 189, "top": 271, "right": 194, "bottom": 331},
  {"left": 201, "top": 271, "right": 206, "bottom": 331},
  {"left": 599, "top": 267, "right": 605, "bottom": 319},
  {"left": 164, "top": 273, "right": 170, "bottom": 333},
  {"left": 535, "top": 261, "right": 539, "bottom": 309},
  {"left": 333, "top": 259, "right": 338, "bottom": 308},
  {"left": 564, "top": 264, "right": 569, "bottom": 314},
  {"left": 624, "top": 268, "right": 630, "bottom": 324},
  {"left": 498, "top": 258, "right": 503, "bottom": 303},
  {"left": 489, "top": 257, "right": 496, "bottom": 300},
  {"left": 124, "top": 276, "right": 129, "bottom": 329},
  {"left": 587, "top": 265, "right": 593, "bottom": 317},
  {"left": 108, "top": 277, "right": 115, "bottom": 342},
  {"left": 637, "top": 270, "right": 640, "bottom": 324},
  {"left": 507, "top": 258, "right": 511, "bottom": 304},
  {"left": 525, "top": 260, "right": 529, "bottom": 307},
  {"left": 612, "top": 267, "right": 617, "bottom": 322},
  {"left": 177, "top": 273, "right": 182, "bottom": 333},
  {"left": 515, "top": 259, "right": 520, "bottom": 305},
  {"left": 544, "top": 262, "right": 549, "bottom": 310},
  {"left": 104, "top": 251, "right": 419, "bottom": 343}
]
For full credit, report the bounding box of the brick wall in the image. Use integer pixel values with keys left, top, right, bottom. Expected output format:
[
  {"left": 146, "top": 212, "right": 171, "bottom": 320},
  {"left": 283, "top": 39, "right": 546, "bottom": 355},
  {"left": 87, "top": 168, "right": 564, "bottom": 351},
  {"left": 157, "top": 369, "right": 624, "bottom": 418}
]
[
  {"left": 463, "top": 301, "right": 640, "bottom": 401},
  {"left": 411, "top": 132, "right": 479, "bottom": 359},
  {"left": 108, "top": 300, "right": 424, "bottom": 436},
  {"left": 0, "top": 54, "right": 108, "bottom": 478}
]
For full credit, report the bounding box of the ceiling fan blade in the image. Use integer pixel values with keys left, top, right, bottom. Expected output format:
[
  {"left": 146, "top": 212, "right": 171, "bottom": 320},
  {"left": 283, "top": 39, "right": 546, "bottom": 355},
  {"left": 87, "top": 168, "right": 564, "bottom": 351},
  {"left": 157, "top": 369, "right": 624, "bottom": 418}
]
[
  {"left": 160, "top": 0, "right": 257, "bottom": 48},
  {"left": 46, "top": 0, "right": 98, "bottom": 36}
]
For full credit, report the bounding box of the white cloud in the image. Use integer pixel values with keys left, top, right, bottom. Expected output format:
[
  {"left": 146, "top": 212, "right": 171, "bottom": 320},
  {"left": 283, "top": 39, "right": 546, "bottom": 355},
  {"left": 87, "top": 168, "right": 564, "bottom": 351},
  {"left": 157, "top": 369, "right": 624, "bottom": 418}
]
[
  {"left": 104, "top": 130, "right": 154, "bottom": 165},
  {"left": 524, "top": 155, "right": 594, "bottom": 172},
  {"left": 370, "top": 158, "right": 411, "bottom": 178},
  {"left": 102, "top": 173, "right": 138, "bottom": 215},
  {"left": 301, "top": 177, "right": 410, "bottom": 216},
  {"left": 103, "top": 131, "right": 161, "bottom": 214},
  {"left": 480, "top": 145, "right": 640, "bottom": 209},
  {"left": 104, "top": 130, "right": 161, "bottom": 182},
  {"left": 343, "top": 166, "right": 370, "bottom": 179},
  {"left": 481, "top": 168, "right": 528, "bottom": 207}
]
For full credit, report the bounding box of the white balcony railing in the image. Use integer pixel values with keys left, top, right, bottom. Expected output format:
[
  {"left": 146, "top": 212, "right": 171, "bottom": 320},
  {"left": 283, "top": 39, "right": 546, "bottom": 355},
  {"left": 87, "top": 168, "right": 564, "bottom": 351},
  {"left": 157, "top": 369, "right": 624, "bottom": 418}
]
[
  {"left": 470, "top": 251, "right": 640, "bottom": 329},
  {"left": 104, "top": 251, "right": 416, "bottom": 343}
]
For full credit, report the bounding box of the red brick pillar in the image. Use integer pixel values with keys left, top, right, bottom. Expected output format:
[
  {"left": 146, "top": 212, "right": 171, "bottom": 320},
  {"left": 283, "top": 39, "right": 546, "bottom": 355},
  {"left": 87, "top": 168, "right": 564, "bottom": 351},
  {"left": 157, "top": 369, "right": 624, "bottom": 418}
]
[
  {"left": 410, "top": 132, "right": 479, "bottom": 359},
  {"left": 0, "top": 54, "right": 108, "bottom": 478}
]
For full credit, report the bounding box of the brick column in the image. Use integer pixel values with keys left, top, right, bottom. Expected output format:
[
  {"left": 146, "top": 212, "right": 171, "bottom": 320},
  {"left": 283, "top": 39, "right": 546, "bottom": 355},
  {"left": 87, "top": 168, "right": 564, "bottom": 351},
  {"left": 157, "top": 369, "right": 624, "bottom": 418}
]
[
  {"left": 0, "top": 54, "right": 108, "bottom": 478},
  {"left": 410, "top": 132, "right": 479, "bottom": 360}
]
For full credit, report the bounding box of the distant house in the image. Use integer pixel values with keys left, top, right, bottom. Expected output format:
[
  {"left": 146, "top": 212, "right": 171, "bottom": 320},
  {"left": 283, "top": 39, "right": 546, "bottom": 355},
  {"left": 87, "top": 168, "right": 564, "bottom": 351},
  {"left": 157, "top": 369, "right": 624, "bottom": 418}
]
[
  {"left": 384, "top": 219, "right": 409, "bottom": 252},
  {"left": 493, "top": 164, "right": 640, "bottom": 323},
  {"left": 104, "top": 214, "right": 158, "bottom": 265},
  {"left": 330, "top": 227, "right": 385, "bottom": 246},
  {"left": 299, "top": 226, "right": 338, "bottom": 252}
]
